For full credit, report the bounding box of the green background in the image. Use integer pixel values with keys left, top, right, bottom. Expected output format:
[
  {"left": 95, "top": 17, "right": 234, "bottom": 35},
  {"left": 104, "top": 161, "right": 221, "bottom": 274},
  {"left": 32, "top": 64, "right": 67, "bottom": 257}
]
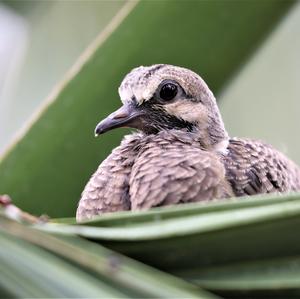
[{"left": 0, "top": 0, "right": 296, "bottom": 217}]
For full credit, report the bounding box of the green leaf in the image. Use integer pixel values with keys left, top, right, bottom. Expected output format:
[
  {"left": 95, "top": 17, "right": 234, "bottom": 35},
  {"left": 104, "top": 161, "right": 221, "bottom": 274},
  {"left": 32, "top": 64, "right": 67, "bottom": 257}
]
[
  {"left": 0, "top": 232, "right": 128, "bottom": 298},
  {"left": 0, "top": 2, "right": 299, "bottom": 298},
  {"left": 35, "top": 193, "right": 300, "bottom": 297},
  {"left": 0, "top": 214, "right": 217, "bottom": 299},
  {"left": 0, "top": 0, "right": 294, "bottom": 218},
  {"left": 38, "top": 192, "right": 300, "bottom": 273},
  {"left": 78, "top": 192, "right": 300, "bottom": 227},
  {"left": 179, "top": 256, "right": 300, "bottom": 294}
]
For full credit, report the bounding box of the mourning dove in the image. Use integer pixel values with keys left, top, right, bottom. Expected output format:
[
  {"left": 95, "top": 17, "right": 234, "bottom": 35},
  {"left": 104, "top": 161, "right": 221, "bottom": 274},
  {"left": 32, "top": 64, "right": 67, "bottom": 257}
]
[{"left": 76, "top": 64, "right": 300, "bottom": 221}]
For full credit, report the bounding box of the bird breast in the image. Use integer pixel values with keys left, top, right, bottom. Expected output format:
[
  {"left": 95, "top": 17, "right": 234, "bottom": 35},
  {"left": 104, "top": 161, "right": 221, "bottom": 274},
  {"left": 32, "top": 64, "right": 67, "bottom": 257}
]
[{"left": 76, "top": 130, "right": 233, "bottom": 221}]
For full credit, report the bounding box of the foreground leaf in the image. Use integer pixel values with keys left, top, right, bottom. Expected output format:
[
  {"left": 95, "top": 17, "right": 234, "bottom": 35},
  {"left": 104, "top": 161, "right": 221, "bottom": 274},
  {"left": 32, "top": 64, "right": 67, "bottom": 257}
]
[
  {"left": 0, "top": 232, "right": 127, "bottom": 298},
  {"left": 180, "top": 256, "right": 300, "bottom": 297},
  {"left": 0, "top": 213, "right": 217, "bottom": 298},
  {"left": 37, "top": 193, "right": 300, "bottom": 297}
]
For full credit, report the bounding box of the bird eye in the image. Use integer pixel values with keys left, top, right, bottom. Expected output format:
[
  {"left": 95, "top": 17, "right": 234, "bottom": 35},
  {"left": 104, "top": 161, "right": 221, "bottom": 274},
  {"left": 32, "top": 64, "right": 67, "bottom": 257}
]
[{"left": 159, "top": 83, "right": 178, "bottom": 101}]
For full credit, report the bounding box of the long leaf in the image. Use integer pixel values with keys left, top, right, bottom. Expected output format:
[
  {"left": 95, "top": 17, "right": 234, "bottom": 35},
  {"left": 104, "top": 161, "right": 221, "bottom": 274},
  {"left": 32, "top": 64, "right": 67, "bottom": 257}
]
[
  {"left": 0, "top": 232, "right": 128, "bottom": 298},
  {"left": 0, "top": 214, "right": 217, "bottom": 299},
  {"left": 37, "top": 194, "right": 300, "bottom": 277},
  {"left": 178, "top": 256, "right": 300, "bottom": 298},
  {"left": 37, "top": 193, "right": 300, "bottom": 297},
  {"left": 0, "top": 0, "right": 294, "bottom": 218}
]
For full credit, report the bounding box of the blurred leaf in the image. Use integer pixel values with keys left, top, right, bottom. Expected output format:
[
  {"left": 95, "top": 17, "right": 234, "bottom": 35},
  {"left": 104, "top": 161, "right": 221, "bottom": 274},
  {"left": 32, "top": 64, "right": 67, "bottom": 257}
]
[
  {"left": 0, "top": 232, "right": 128, "bottom": 298},
  {"left": 0, "top": 0, "right": 294, "bottom": 217},
  {"left": 36, "top": 193, "right": 300, "bottom": 297},
  {"left": 180, "top": 256, "right": 300, "bottom": 297},
  {"left": 0, "top": 213, "right": 217, "bottom": 299}
]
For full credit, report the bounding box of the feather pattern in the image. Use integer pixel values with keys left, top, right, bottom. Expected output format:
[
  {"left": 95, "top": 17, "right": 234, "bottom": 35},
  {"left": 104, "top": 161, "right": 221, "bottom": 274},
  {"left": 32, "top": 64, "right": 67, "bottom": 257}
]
[
  {"left": 76, "top": 64, "right": 300, "bottom": 221},
  {"left": 223, "top": 138, "right": 300, "bottom": 196}
]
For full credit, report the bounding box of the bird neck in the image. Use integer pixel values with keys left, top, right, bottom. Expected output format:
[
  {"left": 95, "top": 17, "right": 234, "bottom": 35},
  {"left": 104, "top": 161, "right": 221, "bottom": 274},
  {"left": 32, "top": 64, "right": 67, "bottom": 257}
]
[
  {"left": 193, "top": 109, "right": 229, "bottom": 154},
  {"left": 192, "top": 127, "right": 229, "bottom": 154}
]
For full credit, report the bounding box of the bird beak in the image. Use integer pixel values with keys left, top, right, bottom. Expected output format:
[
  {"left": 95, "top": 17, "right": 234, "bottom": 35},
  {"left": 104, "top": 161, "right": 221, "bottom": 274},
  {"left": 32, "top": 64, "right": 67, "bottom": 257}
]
[{"left": 94, "top": 103, "right": 144, "bottom": 136}]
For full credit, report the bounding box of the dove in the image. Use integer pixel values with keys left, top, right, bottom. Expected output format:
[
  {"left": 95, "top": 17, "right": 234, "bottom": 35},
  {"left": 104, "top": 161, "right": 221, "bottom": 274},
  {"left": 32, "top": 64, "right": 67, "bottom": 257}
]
[{"left": 76, "top": 64, "right": 300, "bottom": 221}]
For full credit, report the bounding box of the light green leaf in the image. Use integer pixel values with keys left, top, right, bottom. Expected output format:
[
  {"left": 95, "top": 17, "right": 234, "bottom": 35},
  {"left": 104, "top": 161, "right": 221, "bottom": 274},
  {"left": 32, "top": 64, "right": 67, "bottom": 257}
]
[
  {"left": 0, "top": 214, "right": 217, "bottom": 299},
  {"left": 36, "top": 193, "right": 300, "bottom": 280},
  {"left": 35, "top": 193, "right": 300, "bottom": 297},
  {"left": 181, "top": 256, "right": 300, "bottom": 290},
  {"left": 0, "top": 0, "right": 294, "bottom": 217},
  {"left": 0, "top": 232, "right": 128, "bottom": 298}
]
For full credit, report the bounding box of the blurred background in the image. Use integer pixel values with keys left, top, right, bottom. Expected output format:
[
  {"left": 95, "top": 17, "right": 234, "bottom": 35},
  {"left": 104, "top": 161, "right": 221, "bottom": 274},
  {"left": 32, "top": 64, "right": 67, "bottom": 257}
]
[
  {"left": 0, "top": 0, "right": 299, "bottom": 217},
  {"left": 0, "top": 0, "right": 125, "bottom": 156}
]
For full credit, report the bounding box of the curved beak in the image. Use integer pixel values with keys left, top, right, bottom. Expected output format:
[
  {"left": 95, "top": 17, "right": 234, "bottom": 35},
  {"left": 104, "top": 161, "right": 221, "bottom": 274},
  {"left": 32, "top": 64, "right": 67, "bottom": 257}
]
[{"left": 94, "top": 103, "right": 144, "bottom": 136}]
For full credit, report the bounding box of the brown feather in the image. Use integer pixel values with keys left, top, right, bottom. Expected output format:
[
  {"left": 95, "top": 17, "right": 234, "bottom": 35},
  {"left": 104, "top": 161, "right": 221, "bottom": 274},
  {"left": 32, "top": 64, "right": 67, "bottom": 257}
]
[
  {"left": 223, "top": 138, "right": 300, "bottom": 196},
  {"left": 76, "top": 64, "right": 300, "bottom": 221}
]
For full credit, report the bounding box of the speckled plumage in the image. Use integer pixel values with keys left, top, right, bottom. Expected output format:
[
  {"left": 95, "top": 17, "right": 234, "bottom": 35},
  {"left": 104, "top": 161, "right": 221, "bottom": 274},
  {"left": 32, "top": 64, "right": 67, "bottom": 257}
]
[
  {"left": 78, "top": 131, "right": 234, "bottom": 220},
  {"left": 76, "top": 64, "right": 300, "bottom": 221},
  {"left": 224, "top": 138, "right": 300, "bottom": 196}
]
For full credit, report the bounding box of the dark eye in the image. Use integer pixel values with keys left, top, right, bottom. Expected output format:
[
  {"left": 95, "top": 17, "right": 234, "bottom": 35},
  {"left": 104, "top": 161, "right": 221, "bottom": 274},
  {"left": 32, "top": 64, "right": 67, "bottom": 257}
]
[{"left": 159, "top": 83, "right": 178, "bottom": 101}]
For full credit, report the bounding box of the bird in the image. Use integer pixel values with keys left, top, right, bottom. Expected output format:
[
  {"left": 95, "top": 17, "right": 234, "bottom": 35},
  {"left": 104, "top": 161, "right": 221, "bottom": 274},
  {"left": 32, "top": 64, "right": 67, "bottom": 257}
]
[{"left": 76, "top": 64, "right": 300, "bottom": 221}]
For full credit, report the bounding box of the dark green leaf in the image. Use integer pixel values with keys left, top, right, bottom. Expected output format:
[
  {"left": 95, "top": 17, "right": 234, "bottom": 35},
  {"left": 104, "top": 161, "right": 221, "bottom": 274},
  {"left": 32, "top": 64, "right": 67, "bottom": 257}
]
[
  {"left": 0, "top": 214, "right": 216, "bottom": 298},
  {"left": 0, "top": 0, "right": 294, "bottom": 217},
  {"left": 36, "top": 194, "right": 300, "bottom": 290}
]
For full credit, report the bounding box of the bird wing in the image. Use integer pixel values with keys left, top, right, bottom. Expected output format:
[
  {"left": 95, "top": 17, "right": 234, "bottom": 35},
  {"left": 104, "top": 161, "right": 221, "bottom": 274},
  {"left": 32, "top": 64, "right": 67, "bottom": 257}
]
[
  {"left": 129, "top": 141, "right": 233, "bottom": 210},
  {"left": 224, "top": 138, "right": 300, "bottom": 196},
  {"left": 76, "top": 134, "right": 141, "bottom": 221}
]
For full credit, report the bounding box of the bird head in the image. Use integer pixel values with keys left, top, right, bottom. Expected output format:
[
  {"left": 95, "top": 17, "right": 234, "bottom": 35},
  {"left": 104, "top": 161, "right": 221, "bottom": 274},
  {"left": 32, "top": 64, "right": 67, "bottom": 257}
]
[{"left": 95, "top": 64, "right": 228, "bottom": 150}]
